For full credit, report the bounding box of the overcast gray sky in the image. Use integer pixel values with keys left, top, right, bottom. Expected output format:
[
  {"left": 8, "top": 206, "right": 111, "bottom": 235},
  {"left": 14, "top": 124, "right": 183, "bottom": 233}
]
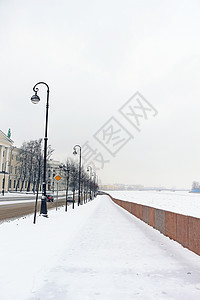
[{"left": 1, "top": 0, "right": 200, "bottom": 189}]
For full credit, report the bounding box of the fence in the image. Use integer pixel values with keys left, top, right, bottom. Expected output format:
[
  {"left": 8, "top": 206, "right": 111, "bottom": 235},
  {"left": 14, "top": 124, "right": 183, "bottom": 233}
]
[{"left": 110, "top": 196, "right": 200, "bottom": 256}]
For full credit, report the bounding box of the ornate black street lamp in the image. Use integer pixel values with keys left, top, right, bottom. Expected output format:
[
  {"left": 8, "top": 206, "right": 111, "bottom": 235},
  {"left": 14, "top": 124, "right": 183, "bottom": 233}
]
[
  {"left": 73, "top": 145, "right": 81, "bottom": 206},
  {"left": 31, "top": 82, "right": 50, "bottom": 217},
  {"left": 87, "top": 165, "right": 92, "bottom": 200}
]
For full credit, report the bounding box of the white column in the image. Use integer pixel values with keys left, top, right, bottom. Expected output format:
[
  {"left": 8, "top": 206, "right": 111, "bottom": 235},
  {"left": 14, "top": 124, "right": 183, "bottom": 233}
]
[
  {"left": 0, "top": 146, "right": 4, "bottom": 172},
  {"left": 0, "top": 146, "right": 2, "bottom": 171},
  {"left": 5, "top": 147, "right": 10, "bottom": 172}
]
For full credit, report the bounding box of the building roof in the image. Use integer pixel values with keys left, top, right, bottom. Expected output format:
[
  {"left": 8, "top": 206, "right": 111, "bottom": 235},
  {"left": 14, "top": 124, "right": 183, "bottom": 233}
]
[{"left": 0, "top": 129, "right": 14, "bottom": 146}]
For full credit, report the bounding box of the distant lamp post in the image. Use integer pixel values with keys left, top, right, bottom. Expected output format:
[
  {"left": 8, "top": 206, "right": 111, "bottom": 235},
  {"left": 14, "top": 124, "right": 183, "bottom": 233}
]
[
  {"left": 87, "top": 166, "right": 92, "bottom": 200},
  {"left": 73, "top": 145, "right": 81, "bottom": 206},
  {"left": 94, "top": 174, "right": 98, "bottom": 197},
  {"left": 31, "top": 82, "right": 50, "bottom": 217},
  {"left": 92, "top": 172, "right": 96, "bottom": 199},
  {"left": 60, "top": 163, "right": 70, "bottom": 212}
]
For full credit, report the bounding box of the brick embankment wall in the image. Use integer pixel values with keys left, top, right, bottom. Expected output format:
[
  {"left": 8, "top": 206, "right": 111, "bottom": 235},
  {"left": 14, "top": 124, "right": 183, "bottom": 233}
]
[{"left": 108, "top": 195, "right": 200, "bottom": 257}]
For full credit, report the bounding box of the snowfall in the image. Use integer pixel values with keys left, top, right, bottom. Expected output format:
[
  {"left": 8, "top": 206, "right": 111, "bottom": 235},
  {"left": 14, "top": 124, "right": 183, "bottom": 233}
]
[{"left": 1, "top": 191, "right": 200, "bottom": 299}]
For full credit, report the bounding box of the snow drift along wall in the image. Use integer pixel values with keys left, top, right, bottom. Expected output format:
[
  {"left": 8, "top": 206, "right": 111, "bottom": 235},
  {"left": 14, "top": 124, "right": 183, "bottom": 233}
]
[{"left": 110, "top": 196, "right": 200, "bottom": 257}]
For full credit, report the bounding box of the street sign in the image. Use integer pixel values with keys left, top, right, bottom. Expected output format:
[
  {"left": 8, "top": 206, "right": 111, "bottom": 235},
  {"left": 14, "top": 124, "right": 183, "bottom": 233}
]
[{"left": 54, "top": 174, "right": 62, "bottom": 182}]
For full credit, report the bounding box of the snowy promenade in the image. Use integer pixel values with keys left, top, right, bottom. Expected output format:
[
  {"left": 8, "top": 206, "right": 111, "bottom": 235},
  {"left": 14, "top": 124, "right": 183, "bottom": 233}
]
[{"left": 1, "top": 195, "right": 200, "bottom": 299}]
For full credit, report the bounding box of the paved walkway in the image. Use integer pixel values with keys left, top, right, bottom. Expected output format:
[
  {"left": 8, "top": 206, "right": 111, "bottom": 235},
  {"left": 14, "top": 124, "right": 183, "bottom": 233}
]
[{"left": 31, "top": 196, "right": 200, "bottom": 300}]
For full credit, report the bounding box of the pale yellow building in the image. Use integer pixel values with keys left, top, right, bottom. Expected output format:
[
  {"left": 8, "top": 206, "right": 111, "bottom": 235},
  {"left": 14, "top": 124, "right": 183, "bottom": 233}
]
[
  {"left": 0, "top": 130, "right": 38, "bottom": 193},
  {"left": 0, "top": 130, "right": 14, "bottom": 193},
  {"left": 8, "top": 146, "right": 22, "bottom": 191},
  {"left": 0, "top": 129, "right": 64, "bottom": 194}
]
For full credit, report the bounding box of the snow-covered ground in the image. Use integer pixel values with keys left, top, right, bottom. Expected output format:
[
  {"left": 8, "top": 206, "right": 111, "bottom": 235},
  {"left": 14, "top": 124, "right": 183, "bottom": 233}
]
[
  {"left": 108, "top": 190, "right": 200, "bottom": 218},
  {"left": 0, "top": 195, "right": 200, "bottom": 299}
]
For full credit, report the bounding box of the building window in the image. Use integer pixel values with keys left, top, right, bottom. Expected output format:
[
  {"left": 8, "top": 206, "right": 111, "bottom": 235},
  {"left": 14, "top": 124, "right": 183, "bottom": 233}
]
[
  {"left": 10, "top": 166, "right": 13, "bottom": 174},
  {"left": 9, "top": 180, "right": 11, "bottom": 188},
  {"left": 3, "top": 151, "right": 4, "bottom": 157},
  {"left": 15, "top": 167, "right": 17, "bottom": 174}
]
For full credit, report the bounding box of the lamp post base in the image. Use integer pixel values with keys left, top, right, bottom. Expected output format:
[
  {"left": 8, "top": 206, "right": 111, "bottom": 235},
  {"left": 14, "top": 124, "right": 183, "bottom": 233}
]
[
  {"left": 40, "top": 195, "right": 48, "bottom": 215},
  {"left": 41, "top": 214, "right": 48, "bottom": 218}
]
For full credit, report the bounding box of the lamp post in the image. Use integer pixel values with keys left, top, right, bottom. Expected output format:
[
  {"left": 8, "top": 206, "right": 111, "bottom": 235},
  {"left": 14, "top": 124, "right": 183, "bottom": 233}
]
[
  {"left": 33, "top": 155, "right": 41, "bottom": 224},
  {"left": 96, "top": 175, "right": 98, "bottom": 188},
  {"left": 73, "top": 145, "right": 81, "bottom": 206},
  {"left": 84, "top": 174, "right": 89, "bottom": 203},
  {"left": 93, "top": 173, "right": 98, "bottom": 197},
  {"left": 31, "top": 82, "right": 50, "bottom": 217},
  {"left": 60, "top": 164, "right": 70, "bottom": 212},
  {"left": 65, "top": 168, "right": 70, "bottom": 211},
  {"left": 94, "top": 174, "right": 99, "bottom": 197},
  {"left": 92, "top": 172, "right": 96, "bottom": 199},
  {"left": 87, "top": 166, "right": 92, "bottom": 200}
]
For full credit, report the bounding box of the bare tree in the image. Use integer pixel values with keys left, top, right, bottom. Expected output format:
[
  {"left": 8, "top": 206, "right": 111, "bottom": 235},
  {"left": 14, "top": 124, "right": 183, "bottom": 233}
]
[
  {"left": 192, "top": 181, "right": 200, "bottom": 190},
  {"left": 16, "top": 139, "right": 54, "bottom": 193}
]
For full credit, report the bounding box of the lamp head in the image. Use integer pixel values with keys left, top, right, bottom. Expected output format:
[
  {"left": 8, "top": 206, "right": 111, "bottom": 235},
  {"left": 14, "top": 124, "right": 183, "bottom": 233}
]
[
  {"left": 73, "top": 149, "right": 77, "bottom": 155},
  {"left": 31, "top": 92, "right": 40, "bottom": 104}
]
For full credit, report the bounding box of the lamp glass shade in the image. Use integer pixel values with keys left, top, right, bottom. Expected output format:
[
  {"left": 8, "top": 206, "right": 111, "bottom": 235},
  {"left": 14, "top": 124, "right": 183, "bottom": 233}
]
[{"left": 31, "top": 94, "right": 40, "bottom": 104}]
